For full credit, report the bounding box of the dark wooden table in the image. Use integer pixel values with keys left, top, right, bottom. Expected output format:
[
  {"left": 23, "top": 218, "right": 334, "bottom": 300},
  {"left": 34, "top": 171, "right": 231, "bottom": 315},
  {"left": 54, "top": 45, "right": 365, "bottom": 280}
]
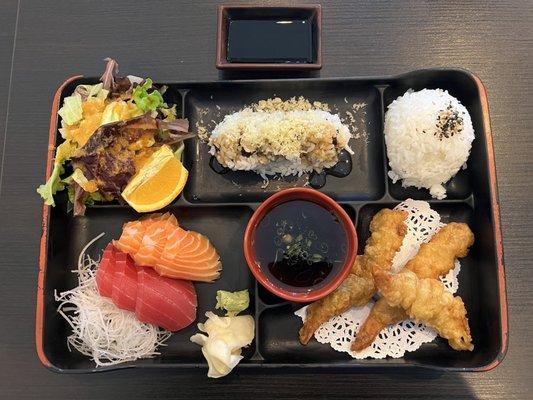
[{"left": 1, "top": 1, "right": 531, "bottom": 398}]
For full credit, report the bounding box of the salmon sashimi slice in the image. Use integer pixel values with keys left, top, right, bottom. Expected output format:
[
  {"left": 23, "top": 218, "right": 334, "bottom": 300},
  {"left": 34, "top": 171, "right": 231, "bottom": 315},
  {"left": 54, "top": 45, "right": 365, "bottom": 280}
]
[
  {"left": 168, "top": 234, "right": 217, "bottom": 260},
  {"left": 164, "top": 229, "right": 196, "bottom": 254},
  {"left": 158, "top": 249, "right": 220, "bottom": 271},
  {"left": 139, "top": 212, "right": 178, "bottom": 226},
  {"left": 161, "top": 249, "right": 219, "bottom": 267},
  {"left": 158, "top": 257, "right": 221, "bottom": 271},
  {"left": 135, "top": 219, "right": 176, "bottom": 266},
  {"left": 164, "top": 227, "right": 191, "bottom": 247},
  {"left": 155, "top": 257, "right": 220, "bottom": 273},
  {"left": 169, "top": 232, "right": 206, "bottom": 256},
  {"left": 114, "top": 220, "right": 146, "bottom": 254},
  {"left": 152, "top": 268, "right": 221, "bottom": 282},
  {"left": 115, "top": 214, "right": 175, "bottom": 258},
  {"left": 115, "top": 214, "right": 222, "bottom": 282},
  {"left": 170, "top": 245, "right": 218, "bottom": 262},
  {"left": 154, "top": 260, "right": 222, "bottom": 282},
  {"left": 162, "top": 233, "right": 215, "bottom": 262}
]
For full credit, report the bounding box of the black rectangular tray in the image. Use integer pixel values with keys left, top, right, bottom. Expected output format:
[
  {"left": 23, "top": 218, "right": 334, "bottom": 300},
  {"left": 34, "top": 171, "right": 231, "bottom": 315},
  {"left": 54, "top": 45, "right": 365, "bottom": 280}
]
[{"left": 36, "top": 70, "right": 507, "bottom": 373}]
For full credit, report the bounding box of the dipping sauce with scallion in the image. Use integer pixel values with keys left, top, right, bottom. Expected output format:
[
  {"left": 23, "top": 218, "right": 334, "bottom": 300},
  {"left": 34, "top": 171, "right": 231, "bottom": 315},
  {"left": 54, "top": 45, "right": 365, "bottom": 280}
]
[{"left": 252, "top": 200, "right": 348, "bottom": 288}]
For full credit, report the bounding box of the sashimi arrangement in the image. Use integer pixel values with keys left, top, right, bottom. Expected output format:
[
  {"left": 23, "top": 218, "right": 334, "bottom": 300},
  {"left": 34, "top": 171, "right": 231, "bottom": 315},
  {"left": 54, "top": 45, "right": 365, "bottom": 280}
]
[
  {"left": 55, "top": 234, "right": 173, "bottom": 366},
  {"left": 56, "top": 212, "right": 254, "bottom": 375}
]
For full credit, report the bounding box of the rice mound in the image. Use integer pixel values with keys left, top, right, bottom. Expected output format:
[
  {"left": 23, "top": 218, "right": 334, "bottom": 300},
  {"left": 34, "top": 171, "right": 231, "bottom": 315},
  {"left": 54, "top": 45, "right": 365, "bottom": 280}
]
[
  {"left": 384, "top": 89, "right": 475, "bottom": 199},
  {"left": 208, "top": 98, "right": 352, "bottom": 178}
]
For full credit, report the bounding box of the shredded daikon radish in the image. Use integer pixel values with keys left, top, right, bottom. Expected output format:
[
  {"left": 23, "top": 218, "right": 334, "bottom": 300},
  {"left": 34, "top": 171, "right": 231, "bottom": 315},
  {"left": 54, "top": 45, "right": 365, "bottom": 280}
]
[{"left": 55, "top": 233, "right": 172, "bottom": 367}]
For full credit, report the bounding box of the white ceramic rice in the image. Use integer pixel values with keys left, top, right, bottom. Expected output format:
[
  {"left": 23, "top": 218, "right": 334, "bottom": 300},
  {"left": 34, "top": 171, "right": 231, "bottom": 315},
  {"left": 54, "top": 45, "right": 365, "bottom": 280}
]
[{"left": 384, "top": 89, "right": 475, "bottom": 199}]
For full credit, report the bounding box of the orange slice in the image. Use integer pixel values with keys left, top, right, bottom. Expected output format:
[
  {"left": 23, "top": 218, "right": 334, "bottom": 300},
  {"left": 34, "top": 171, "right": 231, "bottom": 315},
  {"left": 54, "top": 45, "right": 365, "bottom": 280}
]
[{"left": 122, "top": 145, "right": 188, "bottom": 213}]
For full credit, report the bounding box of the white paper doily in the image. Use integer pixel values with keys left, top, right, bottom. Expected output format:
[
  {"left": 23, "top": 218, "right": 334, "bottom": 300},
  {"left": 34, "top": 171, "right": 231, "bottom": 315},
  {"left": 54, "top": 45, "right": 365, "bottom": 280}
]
[{"left": 295, "top": 199, "right": 461, "bottom": 359}]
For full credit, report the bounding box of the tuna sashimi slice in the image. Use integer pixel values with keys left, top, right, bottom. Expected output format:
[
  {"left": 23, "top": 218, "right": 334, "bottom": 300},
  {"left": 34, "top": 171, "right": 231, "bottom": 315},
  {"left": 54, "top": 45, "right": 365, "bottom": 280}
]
[
  {"left": 136, "top": 267, "right": 197, "bottom": 331},
  {"left": 111, "top": 252, "right": 138, "bottom": 312},
  {"left": 95, "top": 243, "right": 117, "bottom": 297}
]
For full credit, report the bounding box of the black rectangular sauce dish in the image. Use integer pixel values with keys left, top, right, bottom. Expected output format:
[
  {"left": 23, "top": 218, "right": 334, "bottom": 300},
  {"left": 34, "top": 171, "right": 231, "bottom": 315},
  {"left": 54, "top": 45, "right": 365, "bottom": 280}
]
[
  {"left": 37, "top": 69, "right": 507, "bottom": 373},
  {"left": 216, "top": 5, "right": 322, "bottom": 70}
]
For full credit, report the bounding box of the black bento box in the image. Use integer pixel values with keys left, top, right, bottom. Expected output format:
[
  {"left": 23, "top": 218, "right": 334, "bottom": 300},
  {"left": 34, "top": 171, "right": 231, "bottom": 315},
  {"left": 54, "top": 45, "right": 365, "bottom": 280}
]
[{"left": 36, "top": 69, "right": 507, "bottom": 373}]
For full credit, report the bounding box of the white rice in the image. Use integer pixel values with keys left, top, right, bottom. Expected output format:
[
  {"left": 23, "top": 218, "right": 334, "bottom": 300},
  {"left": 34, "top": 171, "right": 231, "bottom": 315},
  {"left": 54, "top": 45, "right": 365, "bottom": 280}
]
[
  {"left": 384, "top": 89, "right": 475, "bottom": 199},
  {"left": 208, "top": 107, "right": 352, "bottom": 178}
]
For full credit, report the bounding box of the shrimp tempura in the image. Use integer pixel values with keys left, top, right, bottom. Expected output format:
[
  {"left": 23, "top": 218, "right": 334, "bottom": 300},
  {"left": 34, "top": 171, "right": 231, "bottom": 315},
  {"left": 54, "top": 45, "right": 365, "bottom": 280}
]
[
  {"left": 372, "top": 268, "right": 473, "bottom": 351},
  {"left": 352, "top": 223, "right": 474, "bottom": 351}
]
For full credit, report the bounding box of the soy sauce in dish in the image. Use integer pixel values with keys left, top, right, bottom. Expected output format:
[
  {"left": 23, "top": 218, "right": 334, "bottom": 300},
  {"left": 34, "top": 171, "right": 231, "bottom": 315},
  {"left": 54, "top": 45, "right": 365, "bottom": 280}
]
[
  {"left": 253, "top": 200, "right": 348, "bottom": 288},
  {"left": 227, "top": 19, "right": 314, "bottom": 63}
]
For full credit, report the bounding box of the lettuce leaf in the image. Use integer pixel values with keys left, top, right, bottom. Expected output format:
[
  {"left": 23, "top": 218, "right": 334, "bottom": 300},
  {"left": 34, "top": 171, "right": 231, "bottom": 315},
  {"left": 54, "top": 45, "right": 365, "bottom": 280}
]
[
  {"left": 132, "top": 78, "right": 166, "bottom": 112},
  {"left": 37, "top": 163, "right": 65, "bottom": 206},
  {"left": 101, "top": 100, "right": 143, "bottom": 125},
  {"left": 74, "top": 83, "right": 109, "bottom": 101},
  {"left": 160, "top": 104, "right": 177, "bottom": 121},
  {"left": 101, "top": 102, "right": 122, "bottom": 125},
  {"left": 37, "top": 140, "right": 77, "bottom": 206},
  {"left": 85, "top": 191, "right": 105, "bottom": 205},
  {"left": 58, "top": 93, "right": 83, "bottom": 125}
]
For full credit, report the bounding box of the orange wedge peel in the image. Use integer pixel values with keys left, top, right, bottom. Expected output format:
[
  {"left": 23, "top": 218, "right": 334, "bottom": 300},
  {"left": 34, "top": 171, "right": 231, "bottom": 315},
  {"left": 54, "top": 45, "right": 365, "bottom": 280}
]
[{"left": 122, "top": 145, "right": 188, "bottom": 212}]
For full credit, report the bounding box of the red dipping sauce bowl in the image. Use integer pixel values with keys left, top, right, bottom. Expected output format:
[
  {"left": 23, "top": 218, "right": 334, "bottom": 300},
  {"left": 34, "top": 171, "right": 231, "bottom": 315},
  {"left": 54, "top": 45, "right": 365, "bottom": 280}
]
[{"left": 244, "top": 188, "right": 357, "bottom": 302}]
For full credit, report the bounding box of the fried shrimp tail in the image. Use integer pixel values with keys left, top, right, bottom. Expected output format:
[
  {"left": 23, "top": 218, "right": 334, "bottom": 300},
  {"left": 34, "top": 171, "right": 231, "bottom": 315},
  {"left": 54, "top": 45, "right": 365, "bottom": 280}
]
[
  {"left": 351, "top": 222, "right": 474, "bottom": 352},
  {"left": 373, "top": 269, "right": 473, "bottom": 351},
  {"left": 299, "top": 269, "right": 375, "bottom": 345},
  {"left": 351, "top": 297, "right": 406, "bottom": 352},
  {"left": 299, "top": 209, "right": 408, "bottom": 345}
]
